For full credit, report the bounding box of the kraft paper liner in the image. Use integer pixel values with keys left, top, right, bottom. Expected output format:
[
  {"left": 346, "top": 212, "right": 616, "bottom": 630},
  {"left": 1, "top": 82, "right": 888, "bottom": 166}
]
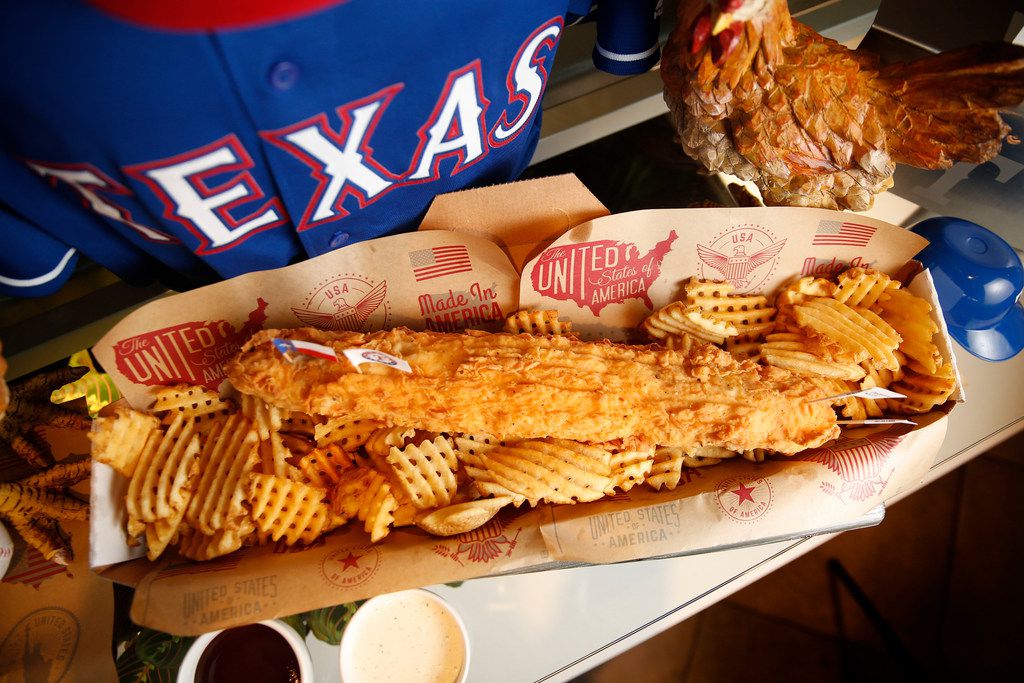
[
  {"left": 518, "top": 206, "right": 930, "bottom": 341},
  {"left": 538, "top": 416, "right": 946, "bottom": 564},
  {"left": 0, "top": 428, "right": 117, "bottom": 683},
  {"left": 417, "top": 173, "right": 611, "bottom": 273},
  {"left": 87, "top": 177, "right": 962, "bottom": 635},
  {"left": 128, "top": 508, "right": 553, "bottom": 636}
]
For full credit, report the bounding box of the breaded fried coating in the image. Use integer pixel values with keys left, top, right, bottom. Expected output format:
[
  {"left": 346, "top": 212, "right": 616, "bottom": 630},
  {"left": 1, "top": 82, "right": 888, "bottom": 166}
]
[{"left": 226, "top": 328, "right": 839, "bottom": 455}]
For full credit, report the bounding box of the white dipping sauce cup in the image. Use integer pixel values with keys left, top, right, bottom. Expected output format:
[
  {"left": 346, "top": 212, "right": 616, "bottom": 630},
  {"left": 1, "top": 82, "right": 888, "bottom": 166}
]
[
  {"left": 340, "top": 589, "right": 470, "bottom": 683},
  {"left": 176, "top": 618, "right": 313, "bottom": 683}
]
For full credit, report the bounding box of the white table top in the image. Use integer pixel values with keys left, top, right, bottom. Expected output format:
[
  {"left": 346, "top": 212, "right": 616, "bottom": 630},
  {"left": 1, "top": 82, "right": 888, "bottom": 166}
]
[{"left": 306, "top": 341, "right": 1024, "bottom": 682}]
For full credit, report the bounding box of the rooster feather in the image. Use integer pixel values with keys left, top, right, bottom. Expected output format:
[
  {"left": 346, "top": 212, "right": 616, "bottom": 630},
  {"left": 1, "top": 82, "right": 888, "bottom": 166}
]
[{"left": 661, "top": 0, "right": 1024, "bottom": 210}]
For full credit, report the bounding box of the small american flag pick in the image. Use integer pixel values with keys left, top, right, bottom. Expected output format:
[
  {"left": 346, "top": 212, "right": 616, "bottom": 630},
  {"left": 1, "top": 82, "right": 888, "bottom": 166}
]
[
  {"left": 271, "top": 337, "right": 338, "bottom": 362},
  {"left": 809, "top": 387, "right": 906, "bottom": 403}
]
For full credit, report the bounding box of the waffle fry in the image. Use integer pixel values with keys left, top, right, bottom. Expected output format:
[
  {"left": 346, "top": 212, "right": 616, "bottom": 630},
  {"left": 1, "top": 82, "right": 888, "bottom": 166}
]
[
  {"left": 279, "top": 431, "right": 315, "bottom": 457},
  {"left": 719, "top": 313, "right": 775, "bottom": 341},
  {"left": 297, "top": 444, "right": 359, "bottom": 488},
  {"left": 742, "top": 449, "right": 769, "bottom": 463},
  {"left": 760, "top": 336, "right": 866, "bottom": 380},
  {"left": 391, "top": 491, "right": 419, "bottom": 527},
  {"left": 281, "top": 411, "right": 319, "bottom": 437},
  {"left": 90, "top": 408, "right": 160, "bottom": 478},
  {"left": 505, "top": 310, "right": 573, "bottom": 336},
  {"left": 645, "top": 447, "right": 685, "bottom": 491},
  {"left": 385, "top": 436, "right": 459, "bottom": 509},
  {"left": 314, "top": 417, "right": 384, "bottom": 450},
  {"left": 724, "top": 336, "right": 761, "bottom": 361},
  {"left": 874, "top": 288, "right": 942, "bottom": 374},
  {"left": 240, "top": 394, "right": 282, "bottom": 440},
  {"left": 682, "top": 445, "right": 737, "bottom": 468},
  {"left": 355, "top": 470, "right": 398, "bottom": 542},
  {"left": 834, "top": 384, "right": 869, "bottom": 420},
  {"left": 834, "top": 267, "right": 899, "bottom": 308},
  {"left": 452, "top": 440, "right": 529, "bottom": 507},
  {"left": 186, "top": 414, "right": 258, "bottom": 536},
  {"left": 332, "top": 468, "right": 378, "bottom": 519},
  {"left": 793, "top": 299, "right": 901, "bottom": 371},
  {"left": 683, "top": 278, "right": 776, "bottom": 340},
  {"left": 126, "top": 414, "right": 199, "bottom": 524},
  {"left": 859, "top": 308, "right": 902, "bottom": 348},
  {"left": 681, "top": 277, "right": 735, "bottom": 302},
  {"left": 858, "top": 362, "right": 903, "bottom": 415},
  {"left": 414, "top": 496, "right": 512, "bottom": 536},
  {"left": 606, "top": 448, "right": 655, "bottom": 493},
  {"left": 145, "top": 513, "right": 186, "bottom": 561},
  {"left": 643, "top": 301, "right": 737, "bottom": 344},
  {"left": 888, "top": 361, "right": 957, "bottom": 414},
  {"left": 151, "top": 384, "right": 235, "bottom": 420},
  {"left": 456, "top": 438, "right": 612, "bottom": 505},
  {"left": 776, "top": 276, "right": 837, "bottom": 307},
  {"left": 364, "top": 425, "right": 416, "bottom": 459},
  {"left": 257, "top": 431, "right": 294, "bottom": 478},
  {"left": 178, "top": 524, "right": 254, "bottom": 561},
  {"left": 248, "top": 473, "right": 338, "bottom": 545},
  {"left": 776, "top": 277, "right": 836, "bottom": 328}
]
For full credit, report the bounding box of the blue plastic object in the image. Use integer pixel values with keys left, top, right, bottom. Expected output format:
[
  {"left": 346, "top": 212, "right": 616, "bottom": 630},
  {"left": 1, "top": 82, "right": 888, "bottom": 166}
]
[{"left": 910, "top": 217, "right": 1024, "bottom": 362}]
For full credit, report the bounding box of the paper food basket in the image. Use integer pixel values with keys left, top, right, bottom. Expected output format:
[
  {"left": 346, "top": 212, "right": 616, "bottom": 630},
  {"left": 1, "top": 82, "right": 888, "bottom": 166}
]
[{"left": 88, "top": 175, "right": 960, "bottom": 635}]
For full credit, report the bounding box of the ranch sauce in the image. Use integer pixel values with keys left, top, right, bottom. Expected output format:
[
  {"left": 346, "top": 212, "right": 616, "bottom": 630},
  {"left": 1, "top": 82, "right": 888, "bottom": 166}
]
[{"left": 342, "top": 591, "right": 466, "bottom": 683}]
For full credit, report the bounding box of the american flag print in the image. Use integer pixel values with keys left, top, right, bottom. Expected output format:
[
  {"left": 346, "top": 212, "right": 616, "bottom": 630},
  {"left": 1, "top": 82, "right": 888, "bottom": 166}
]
[
  {"left": 812, "top": 220, "right": 877, "bottom": 247},
  {"left": 409, "top": 245, "right": 472, "bottom": 282},
  {"left": 1, "top": 548, "right": 69, "bottom": 589},
  {"left": 271, "top": 337, "right": 338, "bottom": 362}
]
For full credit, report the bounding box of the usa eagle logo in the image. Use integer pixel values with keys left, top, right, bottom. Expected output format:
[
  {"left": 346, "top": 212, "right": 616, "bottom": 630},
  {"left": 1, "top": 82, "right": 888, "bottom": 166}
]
[
  {"left": 292, "top": 280, "right": 388, "bottom": 331},
  {"left": 796, "top": 436, "right": 902, "bottom": 502},
  {"left": 697, "top": 239, "right": 786, "bottom": 289}
]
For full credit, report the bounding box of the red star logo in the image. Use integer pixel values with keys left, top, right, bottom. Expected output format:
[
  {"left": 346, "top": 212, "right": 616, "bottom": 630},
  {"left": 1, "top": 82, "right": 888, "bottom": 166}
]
[
  {"left": 338, "top": 551, "right": 363, "bottom": 571},
  {"left": 731, "top": 482, "right": 756, "bottom": 505}
]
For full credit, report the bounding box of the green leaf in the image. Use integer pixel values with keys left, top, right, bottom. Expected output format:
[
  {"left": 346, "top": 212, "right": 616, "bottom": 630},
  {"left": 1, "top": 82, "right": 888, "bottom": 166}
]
[
  {"left": 115, "top": 645, "right": 149, "bottom": 683},
  {"left": 134, "top": 628, "right": 195, "bottom": 670},
  {"left": 280, "top": 613, "right": 309, "bottom": 639},
  {"left": 149, "top": 667, "right": 180, "bottom": 683},
  {"left": 304, "top": 601, "right": 363, "bottom": 646},
  {"left": 444, "top": 581, "right": 464, "bottom": 589}
]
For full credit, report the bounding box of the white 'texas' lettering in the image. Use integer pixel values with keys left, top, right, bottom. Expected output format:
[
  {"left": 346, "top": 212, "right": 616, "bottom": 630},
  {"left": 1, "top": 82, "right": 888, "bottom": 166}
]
[
  {"left": 26, "top": 161, "right": 175, "bottom": 243},
  {"left": 262, "top": 85, "right": 400, "bottom": 230},
  {"left": 284, "top": 109, "right": 391, "bottom": 221},
  {"left": 127, "top": 135, "right": 284, "bottom": 252},
  {"left": 490, "top": 18, "right": 562, "bottom": 145},
  {"left": 408, "top": 62, "right": 488, "bottom": 181}
]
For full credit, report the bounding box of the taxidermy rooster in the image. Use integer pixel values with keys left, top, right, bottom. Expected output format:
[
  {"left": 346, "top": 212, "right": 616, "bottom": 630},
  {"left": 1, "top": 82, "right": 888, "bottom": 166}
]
[{"left": 661, "top": 0, "right": 1024, "bottom": 210}]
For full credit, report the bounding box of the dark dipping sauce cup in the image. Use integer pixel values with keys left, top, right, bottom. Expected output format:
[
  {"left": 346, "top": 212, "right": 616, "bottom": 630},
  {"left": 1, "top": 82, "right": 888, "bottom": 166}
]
[
  {"left": 197, "top": 624, "right": 298, "bottom": 683},
  {"left": 178, "top": 620, "right": 312, "bottom": 683}
]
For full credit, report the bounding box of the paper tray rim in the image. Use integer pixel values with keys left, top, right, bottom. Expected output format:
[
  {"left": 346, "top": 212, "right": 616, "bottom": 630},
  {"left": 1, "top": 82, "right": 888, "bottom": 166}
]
[{"left": 484, "top": 504, "right": 886, "bottom": 578}]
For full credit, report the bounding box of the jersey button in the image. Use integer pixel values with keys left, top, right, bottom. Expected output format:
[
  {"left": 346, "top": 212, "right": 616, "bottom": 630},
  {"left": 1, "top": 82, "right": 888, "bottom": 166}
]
[
  {"left": 329, "top": 231, "right": 350, "bottom": 248},
  {"left": 268, "top": 61, "right": 300, "bottom": 90}
]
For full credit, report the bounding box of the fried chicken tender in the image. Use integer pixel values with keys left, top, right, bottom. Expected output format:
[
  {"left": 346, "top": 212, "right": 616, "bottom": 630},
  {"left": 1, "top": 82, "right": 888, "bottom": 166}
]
[{"left": 226, "top": 328, "right": 839, "bottom": 455}]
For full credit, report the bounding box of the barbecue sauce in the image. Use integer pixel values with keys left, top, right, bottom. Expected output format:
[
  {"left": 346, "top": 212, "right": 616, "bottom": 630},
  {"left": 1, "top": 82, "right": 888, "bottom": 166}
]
[{"left": 195, "top": 624, "right": 300, "bottom": 683}]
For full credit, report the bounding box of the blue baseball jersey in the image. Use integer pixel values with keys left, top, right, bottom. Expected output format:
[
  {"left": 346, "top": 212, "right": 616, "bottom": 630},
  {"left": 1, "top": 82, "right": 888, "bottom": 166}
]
[{"left": 0, "top": 0, "right": 661, "bottom": 297}]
